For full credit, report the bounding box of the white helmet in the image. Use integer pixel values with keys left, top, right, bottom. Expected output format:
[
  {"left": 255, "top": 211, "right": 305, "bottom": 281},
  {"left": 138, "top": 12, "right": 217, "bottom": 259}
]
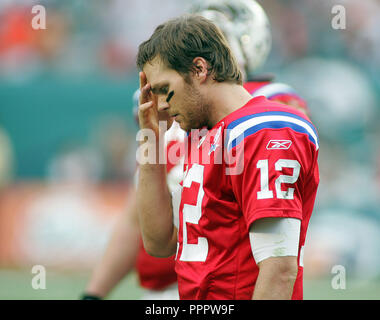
[{"left": 190, "top": 0, "right": 272, "bottom": 77}]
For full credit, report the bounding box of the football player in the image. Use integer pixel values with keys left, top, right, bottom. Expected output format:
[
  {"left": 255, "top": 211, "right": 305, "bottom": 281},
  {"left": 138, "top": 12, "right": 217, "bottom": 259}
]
[
  {"left": 136, "top": 13, "right": 319, "bottom": 299},
  {"left": 82, "top": 0, "right": 310, "bottom": 300}
]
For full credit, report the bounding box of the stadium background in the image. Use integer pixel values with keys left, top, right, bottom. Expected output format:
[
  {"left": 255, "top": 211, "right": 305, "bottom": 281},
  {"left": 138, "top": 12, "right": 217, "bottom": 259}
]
[{"left": 1, "top": 0, "right": 380, "bottom": 299}]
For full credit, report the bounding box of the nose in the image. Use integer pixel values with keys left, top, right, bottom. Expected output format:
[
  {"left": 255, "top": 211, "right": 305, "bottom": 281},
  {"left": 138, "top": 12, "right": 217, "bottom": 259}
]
[{"left": 157, "top": 97, "right": 170, "bottom": 112}]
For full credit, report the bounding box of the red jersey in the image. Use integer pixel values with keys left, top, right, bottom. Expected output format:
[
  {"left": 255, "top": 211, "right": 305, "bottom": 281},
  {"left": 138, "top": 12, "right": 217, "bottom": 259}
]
[
  {"left": 175, "top": 96, "right": 319, "bottom": 299},
  {"left": 132, "top": 81, "right": 309, "bottom": 292},
  {"left": 135, "top": 245, "right": 176, "bottom": 290}
]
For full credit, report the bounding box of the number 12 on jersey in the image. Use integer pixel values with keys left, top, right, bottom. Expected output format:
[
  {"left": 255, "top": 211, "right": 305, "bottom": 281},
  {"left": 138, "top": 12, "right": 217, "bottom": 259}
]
[
  {"left": 179, "top": 163, "right": 208, "bottom": 262},
  {"left": 257, "top": 159, "right": 301, "bottom": 200},
  {"left": 178, "top": 159, "right": 301, "bottom": 262}
]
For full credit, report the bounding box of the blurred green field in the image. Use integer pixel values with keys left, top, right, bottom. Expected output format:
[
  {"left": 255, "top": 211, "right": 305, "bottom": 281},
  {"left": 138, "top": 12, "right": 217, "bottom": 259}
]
[{"left": 0, "top": 268, "right": 379, "bottom": 300}]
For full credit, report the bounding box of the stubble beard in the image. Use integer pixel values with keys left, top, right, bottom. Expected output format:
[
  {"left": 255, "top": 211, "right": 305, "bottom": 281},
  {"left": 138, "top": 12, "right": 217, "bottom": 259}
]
[{"left": 182, "top": 82, "right": 211, "bottom": 132}]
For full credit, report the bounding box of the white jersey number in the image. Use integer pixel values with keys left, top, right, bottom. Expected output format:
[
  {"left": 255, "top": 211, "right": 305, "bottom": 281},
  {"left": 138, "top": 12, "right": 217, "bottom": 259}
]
[
  {"left": 257, "top": 159, "right": 301, "bottom": 200},
  {"left": 179, "top": 163, "right": 209, "bottom": 262}
]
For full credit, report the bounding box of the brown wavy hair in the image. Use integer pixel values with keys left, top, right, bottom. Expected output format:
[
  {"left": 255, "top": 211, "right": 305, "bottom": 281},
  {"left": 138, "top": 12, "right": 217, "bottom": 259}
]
[{"left": 136, "top": 14, "right": 243, "bottom": 85}]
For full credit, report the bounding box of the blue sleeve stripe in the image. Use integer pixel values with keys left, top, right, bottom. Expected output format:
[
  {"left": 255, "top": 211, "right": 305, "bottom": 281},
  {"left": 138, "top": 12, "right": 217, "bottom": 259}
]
[{"left": 226, "top": 115, "right": 319, "bottom": 151}]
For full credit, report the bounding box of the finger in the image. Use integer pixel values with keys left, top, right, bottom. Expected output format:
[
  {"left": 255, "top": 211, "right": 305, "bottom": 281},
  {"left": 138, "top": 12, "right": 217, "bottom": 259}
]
[
  {"left": 138, "top": 101, "right": 158, "bottom": 130},
  {"left": 139, "top": 71, "right": 147, "bottom": 89},
  {"left": 139, "top": 71, "right": 149, "bottom": 104},
  {"left": 139, "top": 71, "right": 148, "bottom": 98},
  {"left": 138, "top": 100, "right": 153, "bottom": 113},
  {"left": 139, "top": 83, "right": 151, "bottom": 105}
]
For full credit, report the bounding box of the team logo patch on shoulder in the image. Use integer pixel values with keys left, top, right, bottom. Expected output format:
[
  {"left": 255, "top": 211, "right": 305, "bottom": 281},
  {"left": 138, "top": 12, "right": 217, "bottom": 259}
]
[{"left": 266, "top": 140, "right": 292, "bottom": 150}]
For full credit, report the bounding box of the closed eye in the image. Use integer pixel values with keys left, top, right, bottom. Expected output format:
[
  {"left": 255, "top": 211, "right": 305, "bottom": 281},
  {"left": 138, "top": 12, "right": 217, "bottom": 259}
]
[
  {"left": 151, "top": 85, "right": 169, "bottom": 95},
  {"left": 158, "top": 86, "right": 169, "bottom": 95}
]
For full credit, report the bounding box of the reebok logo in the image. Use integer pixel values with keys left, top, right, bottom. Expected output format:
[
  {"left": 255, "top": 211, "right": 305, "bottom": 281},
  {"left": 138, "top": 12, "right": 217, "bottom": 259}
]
[{"left": 266, "top": 140, "right": 292, "bottom": 150}]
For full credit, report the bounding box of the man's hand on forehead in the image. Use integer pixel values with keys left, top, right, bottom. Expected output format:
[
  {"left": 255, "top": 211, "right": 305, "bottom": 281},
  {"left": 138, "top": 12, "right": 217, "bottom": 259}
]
[
  {"left": 138, "top": 71, "right": 159, "bottom": 134},
  {"left": 139, "top": 71, "right": 152, "bottom": 105}
]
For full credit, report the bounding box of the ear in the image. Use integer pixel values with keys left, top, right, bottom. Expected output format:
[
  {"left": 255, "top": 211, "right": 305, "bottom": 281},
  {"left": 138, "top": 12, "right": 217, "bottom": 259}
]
[{"left": 192, "top": 57, "right": 209, "bottom": 83}]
